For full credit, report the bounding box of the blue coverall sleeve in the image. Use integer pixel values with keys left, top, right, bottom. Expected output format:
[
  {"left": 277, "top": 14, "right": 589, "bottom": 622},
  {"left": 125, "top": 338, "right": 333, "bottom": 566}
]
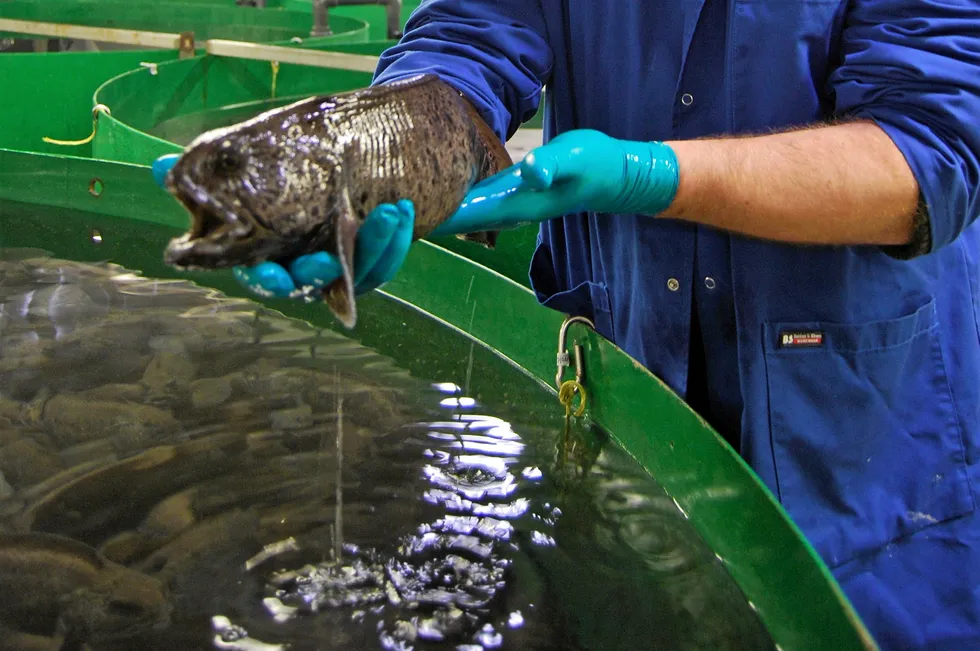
[
  {"left": 372, "top": 0, "right": 553, "bottom": 142},
  {"left": 830, "top": 0, "right": 980, "bottom": 255}
]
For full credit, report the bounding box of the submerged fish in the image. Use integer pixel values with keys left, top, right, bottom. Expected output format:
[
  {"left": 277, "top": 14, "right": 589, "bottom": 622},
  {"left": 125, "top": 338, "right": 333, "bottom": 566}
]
[
  {"left": 162, "top": 73, "right": 513, "bottom": 328},
  {"left": 0, "top": 532, "right": 171, "bottom": 649}
]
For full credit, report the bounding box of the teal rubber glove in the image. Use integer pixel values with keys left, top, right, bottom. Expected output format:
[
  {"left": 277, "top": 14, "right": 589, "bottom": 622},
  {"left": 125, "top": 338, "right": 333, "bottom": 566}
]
[
  {"left": 234, "top": 199, "right": 415, "bottom": 300},
  {"left": 431, "top": 129, "right": 680, "bottom": 237},
  {"left": 151, "top": 153, "right": 414, "bottom": 300}
]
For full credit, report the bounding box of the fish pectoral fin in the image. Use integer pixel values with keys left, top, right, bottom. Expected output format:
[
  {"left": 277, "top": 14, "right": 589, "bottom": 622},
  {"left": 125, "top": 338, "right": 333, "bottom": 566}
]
[{"left": 322, "top": 189, "right": 359, "bottom": 329}]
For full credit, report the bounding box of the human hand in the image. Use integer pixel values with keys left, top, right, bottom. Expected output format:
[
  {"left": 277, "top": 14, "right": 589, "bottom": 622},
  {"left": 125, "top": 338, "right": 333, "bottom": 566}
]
[
  {"left": 151, "top": 153, "right": 415, "bottom": 300},
  {"left": 430, "top": 129, "right": 680, "bottom": 237},
  {"left": 232, "top": 198, "right": 415, "bottom": 300}
]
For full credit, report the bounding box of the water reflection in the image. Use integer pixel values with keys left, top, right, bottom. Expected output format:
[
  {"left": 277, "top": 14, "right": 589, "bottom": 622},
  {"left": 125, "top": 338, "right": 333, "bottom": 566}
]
[
  {"left": 244, "top": 406, "right": 556, "bottom": 650},
  {"left": 0, "top": 249, "right": 774, "bottom": 651}
]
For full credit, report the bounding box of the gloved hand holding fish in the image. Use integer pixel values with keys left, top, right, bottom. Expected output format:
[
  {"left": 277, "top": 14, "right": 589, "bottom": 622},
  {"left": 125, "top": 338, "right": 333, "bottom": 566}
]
[
  {"left": 154, "top": 73, "right": 681, "bottom": 328},
  {"left": 154, "top": 73, "right": 512, "bottom": 329}
]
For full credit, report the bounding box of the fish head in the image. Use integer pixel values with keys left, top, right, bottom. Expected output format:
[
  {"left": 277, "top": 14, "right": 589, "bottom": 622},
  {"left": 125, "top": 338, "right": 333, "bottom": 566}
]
[
  {"left": 60, "top": 565, "right": 173, "bottom": 641},
  {"left": 163, "top": 114, "right": 338, "bottom": 270}
]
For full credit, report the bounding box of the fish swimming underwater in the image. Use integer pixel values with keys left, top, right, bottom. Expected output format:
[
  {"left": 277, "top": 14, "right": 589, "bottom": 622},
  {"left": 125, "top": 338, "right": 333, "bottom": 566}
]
[
  {"left": 162, "top": 73, "right": 513, "bottom": 328},
  {"left": 0, "top": 532, "right": 171, "bottom": 650}
]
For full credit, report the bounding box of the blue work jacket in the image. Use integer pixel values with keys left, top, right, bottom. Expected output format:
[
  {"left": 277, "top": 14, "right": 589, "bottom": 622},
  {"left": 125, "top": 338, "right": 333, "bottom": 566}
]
[{"left": 374, "top": 1, "right": 980, "bottom": 648}]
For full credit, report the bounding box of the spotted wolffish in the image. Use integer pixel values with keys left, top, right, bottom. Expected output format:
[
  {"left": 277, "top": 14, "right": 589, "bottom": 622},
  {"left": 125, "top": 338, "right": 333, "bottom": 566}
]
[
  {"left": 0, "top": 532, "right": 171, "bottom": 650},
  {"left": 162, "top": 73, "right": 513, "bottom": 328}
]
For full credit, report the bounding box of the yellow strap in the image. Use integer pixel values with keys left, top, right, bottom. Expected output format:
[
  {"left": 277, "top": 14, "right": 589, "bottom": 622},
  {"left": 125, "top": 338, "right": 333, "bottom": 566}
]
[
  {"left": 271, "top": 60, "right": 280, "bottom": 99},
  {"left": 42, "top": 104, "right": 111, "bottom": 146}
]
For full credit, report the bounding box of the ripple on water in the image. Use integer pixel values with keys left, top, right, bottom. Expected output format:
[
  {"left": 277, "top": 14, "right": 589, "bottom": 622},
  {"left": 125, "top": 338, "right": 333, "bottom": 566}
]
[
  {"left": 0, "top": 249, "right": 776, "bottom": 651},
  {"left": 257, "top": 420, "right": 543, "bottom": 650}
]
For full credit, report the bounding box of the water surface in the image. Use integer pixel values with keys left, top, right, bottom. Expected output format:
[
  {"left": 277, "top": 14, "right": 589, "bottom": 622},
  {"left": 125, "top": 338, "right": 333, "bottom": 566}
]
[{"left": 0, "top": 228, "right": 775, "bottom": 651}]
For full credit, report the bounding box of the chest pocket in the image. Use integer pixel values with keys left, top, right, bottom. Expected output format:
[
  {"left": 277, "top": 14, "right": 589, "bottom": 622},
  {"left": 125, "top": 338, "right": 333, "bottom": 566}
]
[
  {"left": 731, "top": 0, "right": 846, "bottom": 131},
  {"left": 762, "top": 298, "right": 976, "bottom": 569}
]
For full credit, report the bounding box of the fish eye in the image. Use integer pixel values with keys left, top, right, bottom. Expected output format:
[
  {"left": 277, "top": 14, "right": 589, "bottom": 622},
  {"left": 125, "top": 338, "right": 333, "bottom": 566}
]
[{"left": 212, "top": 149, "right": 244, "bottom": 176}]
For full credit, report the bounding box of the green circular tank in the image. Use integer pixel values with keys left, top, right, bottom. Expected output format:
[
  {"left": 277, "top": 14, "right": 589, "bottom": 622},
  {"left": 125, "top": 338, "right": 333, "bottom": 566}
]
[
  {"left": 0, "top": 0, "right": 370, "bottom": 45},
  {"left": 90, "top": 54, "right": 377, "bottom": 166}
]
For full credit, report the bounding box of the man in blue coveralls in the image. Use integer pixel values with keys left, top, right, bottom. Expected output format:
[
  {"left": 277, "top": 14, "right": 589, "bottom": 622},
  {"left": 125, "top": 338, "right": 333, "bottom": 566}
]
[{"left": 154, "top": 1, "right": 980, "bottom": 648}]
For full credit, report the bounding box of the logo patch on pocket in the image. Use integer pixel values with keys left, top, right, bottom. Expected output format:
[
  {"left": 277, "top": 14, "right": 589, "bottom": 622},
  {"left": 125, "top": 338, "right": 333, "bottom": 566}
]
[{"left": 779, "top": 331, "right": 825, "bottom": 348}]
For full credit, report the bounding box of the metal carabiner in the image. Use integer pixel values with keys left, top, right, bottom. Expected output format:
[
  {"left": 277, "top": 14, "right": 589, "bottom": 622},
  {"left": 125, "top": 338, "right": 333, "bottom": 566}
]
[{"left": 556, "top": 315, "right": 595, "bottom": 391}]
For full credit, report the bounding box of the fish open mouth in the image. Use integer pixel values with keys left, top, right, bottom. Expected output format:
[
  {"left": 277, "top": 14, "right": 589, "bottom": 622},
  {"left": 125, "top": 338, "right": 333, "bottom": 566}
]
[
  {"left": 163, "top": 180, "right": 258, "bottom": 268},
  {"left": 170, "top": 179, "right": 245, "bottom": 236},
  {"left": 186, "top": 197, "right": 230, "bottom": 241}
]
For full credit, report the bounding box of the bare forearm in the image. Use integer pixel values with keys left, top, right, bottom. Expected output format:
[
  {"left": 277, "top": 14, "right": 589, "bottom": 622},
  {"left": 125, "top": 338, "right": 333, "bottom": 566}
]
[{"left": 661, "top": 120, "right": 921, "bottom": 246}]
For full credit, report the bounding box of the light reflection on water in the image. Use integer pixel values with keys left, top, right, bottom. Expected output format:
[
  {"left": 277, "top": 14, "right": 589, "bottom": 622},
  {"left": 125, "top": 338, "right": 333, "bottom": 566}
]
[
  {"left": 0, "top": 249, "right": 775, "bottom": 651},
  {"left": 240, "top": 405, "right": 547, "bottom": 651}
]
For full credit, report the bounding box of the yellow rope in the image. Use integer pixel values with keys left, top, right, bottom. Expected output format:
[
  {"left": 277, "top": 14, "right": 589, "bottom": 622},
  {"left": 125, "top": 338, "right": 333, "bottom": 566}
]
[
  {"left": 42, "top": 104, "right": 112, "bottom": 147},
  {"left": 558, "top": 380, "right": 587, "bottom": 417},
  {"left": 271, "top": 61, "right": 280, "bottom": 99},
  {"left": 556, "top": 379, "right": 587, "bottom": 475}
]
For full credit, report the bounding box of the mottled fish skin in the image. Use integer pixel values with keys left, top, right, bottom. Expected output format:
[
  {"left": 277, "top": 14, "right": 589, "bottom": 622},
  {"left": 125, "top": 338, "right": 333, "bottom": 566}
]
[
  {"left": 162, "top": 73, "right": 513, "bottom": 328},
  {"left": 0, "top": 532, "right": 171, "bottom": 647}
]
